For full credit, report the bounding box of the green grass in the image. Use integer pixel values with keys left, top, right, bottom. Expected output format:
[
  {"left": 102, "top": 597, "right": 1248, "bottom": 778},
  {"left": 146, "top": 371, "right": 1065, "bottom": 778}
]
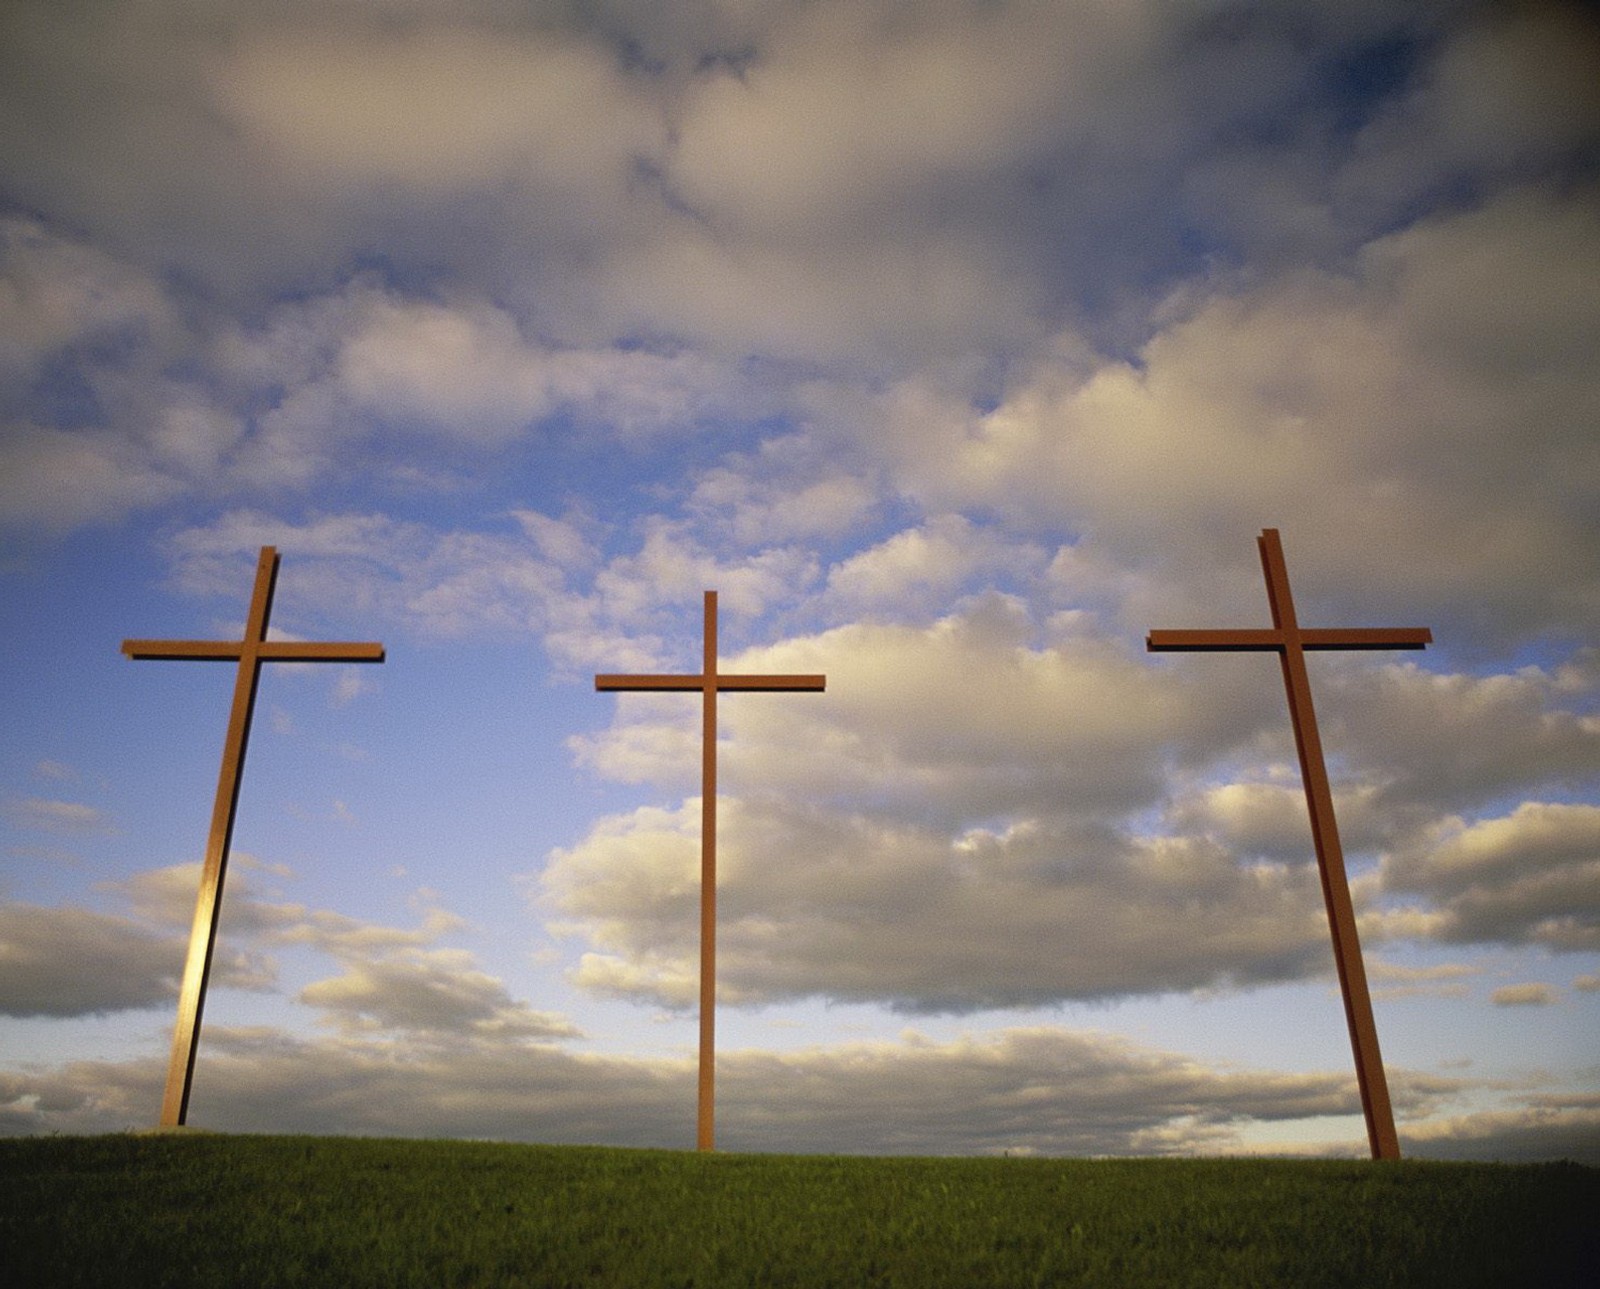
[{"left": 1, "top": 1135, "right": 1594, "bottom": 1287}]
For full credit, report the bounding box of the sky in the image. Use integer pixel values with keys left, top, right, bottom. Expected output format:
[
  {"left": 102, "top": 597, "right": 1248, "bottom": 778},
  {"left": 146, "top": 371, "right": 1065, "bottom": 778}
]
[{"left": 2, "top": 0, "right": 1598, "bottom": 1162}]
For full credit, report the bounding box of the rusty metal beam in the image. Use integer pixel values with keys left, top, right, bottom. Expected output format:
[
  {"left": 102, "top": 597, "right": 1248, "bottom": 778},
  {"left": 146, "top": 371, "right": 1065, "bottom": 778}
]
[
  {"left": 123, "top": 546, "right": 384, "bottom": 1128},
  {"left": 1148, "top": 529, "right": 1429, "bottom": 1161},
  {"left": 595, "top": 590, "right": 825, "bottom": 1151}
]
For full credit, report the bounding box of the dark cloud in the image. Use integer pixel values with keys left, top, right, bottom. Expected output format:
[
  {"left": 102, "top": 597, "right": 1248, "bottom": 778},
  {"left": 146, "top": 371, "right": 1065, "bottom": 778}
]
[
  {"left": 0, "top": 1022, "right": 1411, "bottom": 1155},
  {"left": 1403, "top": 1098, "right": 1600, "bottom": 1166},
  {"left": 4, "top": 1022, "right": 1590, "bottom": 1162},
  {"left": 0, "top": 904, "right": 186, "bottom": 1017},
  {"left": 299, "top": 950, "right": 580, "bottom": 1041},
  {"left": 1381, "top": 804, "right": 1600, "bottom": 952},
  {"left": 551, "top": 604, "right": 1599, "bottom": 1011},
  {"left": 548, "top": 798, "right": 1338, "bottom": 1012}
]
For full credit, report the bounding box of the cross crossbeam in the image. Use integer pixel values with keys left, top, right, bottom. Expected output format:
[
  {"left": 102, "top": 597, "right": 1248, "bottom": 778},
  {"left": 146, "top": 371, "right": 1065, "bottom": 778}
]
[
  {"left": 1148, "top": 528, "right": 1430, "bottom": 1161},
  {"left": 596, "top": 590, "right": 824, "bottom": 1151},
  {"left": 123, "top": 546, "right": 384, "bottom": 1127}
]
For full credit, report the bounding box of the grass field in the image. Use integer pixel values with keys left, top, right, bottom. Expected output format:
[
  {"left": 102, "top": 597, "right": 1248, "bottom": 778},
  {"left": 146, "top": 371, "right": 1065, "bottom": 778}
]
[{"left": 1, "top": 1134, "right": 1594, "bottom": 1287}]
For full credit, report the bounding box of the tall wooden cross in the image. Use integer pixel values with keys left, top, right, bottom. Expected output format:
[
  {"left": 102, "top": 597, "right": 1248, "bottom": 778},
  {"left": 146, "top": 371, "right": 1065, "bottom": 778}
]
[
  {"left": 596, "top": 590, "right": 825, "bottom": 1151},
  {"left": 1147, "top": 528, "right": 1430, "bottom": 1160},
  {"left": 123, "top": 546, "right": 384, "bottom": 1128}
]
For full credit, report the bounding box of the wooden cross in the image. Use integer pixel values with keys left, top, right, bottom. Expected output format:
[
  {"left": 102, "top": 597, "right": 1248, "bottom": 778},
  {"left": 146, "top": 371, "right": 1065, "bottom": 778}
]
[
  {"left": 596, "top": 590, "right": 824, "bottom": 1151},
  {"left": 123, "top": 546, "right": 384, "bottom": 1128},
  {"left": 1147, "top": 528, "right": 1430, "bottom": 1161}
]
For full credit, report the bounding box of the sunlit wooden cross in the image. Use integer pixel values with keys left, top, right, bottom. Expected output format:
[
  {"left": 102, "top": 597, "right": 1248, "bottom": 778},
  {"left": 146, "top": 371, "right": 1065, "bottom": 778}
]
[
  {"left": 123, "top": 545, "right": 384, "bottom": 1128},
  {"left": 596, "top": 590, "right": 824, "bottom": 1151},
  {"left": 1147, "top": 528, "right": 1430, "bottom": 1161}
]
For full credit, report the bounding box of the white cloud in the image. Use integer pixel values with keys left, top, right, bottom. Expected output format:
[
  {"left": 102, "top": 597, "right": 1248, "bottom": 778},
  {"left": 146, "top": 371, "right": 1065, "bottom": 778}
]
[
  {"left": 0, "top": 905, "right": 179, "bottom": 1017},
  {"left": 561, "top": 588, "right": 1600, "bottom": 1009},
  {"left": 1, "top": 225, "right": 763, "bottom": 527},
  {"left": 1166, "top": 778, "right": 1391, "bottom": 863},
  {"left": 545, "top": 796, "right": 1340, "bottom": 1012},
  {"left": 0, "top": 1021, "right": 1440, "bottom": 1157},
  {"left": 1381, "top": 804, "right": 1600, "bottom": 951},
  {"left": 300, "top": 949, "right": 579, "bottom": 1042},
  {"left": 29, "top": 760, "right": 77, "bottom": 783},
  {"left": 687, "top": 436, "right": 879, "bottom": 546},
  {"left": 9, "top": 860, "right": 572, "bottom": 1046},
  {"left": 217, "top": 281, "right": 754, "bottom": 489},
  {"left": 874, "top": 187, "right": 1600, "bottom": 645},
  {"left": 8, "top": 1017, "right": 1585, "bottom": 1161},
  {"left": 1, "top": 797, "right": 112, "bottom": 835},
  {"left": 1400, "top": 1100, "right": 1600, "bottom": 1165},
  {"left": 208, "top": 26, "right": 659, "bottom": 197},
  {"left": 669, "top": 2, "right": 1152, "bottom": 237},
  {"left": 329, "top": 668, "right": 376, "bottom": 709},
  {"left": 1490, "top": 983, "right": 1559, "bottom": 1007},
  {"left": 0, "top": 424, "right": 183, "bottom": 530},
  {"left": 0, "top": 901, "right": 274, "bottom": 1018},
  {"left": 1365, "top": 958, "right": 1476, "bottom": 1002},
  {"left": 825, "top": 517, "right": 1048, "bottom": 617},
  {"left": 575, "top": 597, "right": 1207, "bottom": 821},
  {"left": 0, "top": 215, "right": 174, "bottom": 380},
  {"left": 586, "top": 520, "right": 821, "bottom": 654},
  {"left": 165, "top": 510, "right": 571, "bottom": 640},
  {"left": 1317, "top": 661, "right": 1600, "bottom": 815}
]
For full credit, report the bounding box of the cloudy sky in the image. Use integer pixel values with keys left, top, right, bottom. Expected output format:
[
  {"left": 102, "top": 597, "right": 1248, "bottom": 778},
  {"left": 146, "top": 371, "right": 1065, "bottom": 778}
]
[{"left": 3, "top": 0, "right": 1598, "bottom": 1162}]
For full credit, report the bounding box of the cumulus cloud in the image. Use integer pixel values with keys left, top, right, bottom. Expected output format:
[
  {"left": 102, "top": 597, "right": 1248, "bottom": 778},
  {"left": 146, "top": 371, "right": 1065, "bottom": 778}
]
[
  {"left": 0, "top": 1022, "right": 1447, "bottom": 1156},
  {"left": 4, "top": 0, "right": 1522, "bottom": 380},
  {"left": 208, "top": 25, "right": 658, "bottom": 197},
  {"left": 0, "top": 217, "right": 226, "bottom": 529},
  {"left": 1490, "top": 983, "right": 1559, "bottom": 1008},
  {"left": 218, "top": 281, "right": 750, "bottom": 478},
  {"left": 1337, "top": 5, "right": 1600, "bottom": 229},
  {"left": 1381, "top": 804, "right": 1600, "bottom": 952},
  {"left": 0, "top": 214, "right": 174, "bottom": 385},
  {"left": 1401, "top": 1100, "right": 1600, "bottom": 1166},
  {"left": 163, "top": 511, "right": 574, "bottom": 641},
  {"left": 4, "top": 860, "right": 563, "bottom": 1043},
  {"left": 1, "top": 797, "right": 112, "bottom": 835},
  {"left": 0, "top": 903, "right": 265, "bottom": 1018},
  {"left": 589, "top": 519, "right": 821, "bottom": 639},
  {"left": 876, "top": 187, "right": 1600, "bottom": 647},
  {"left": 824, "top": 517, "right": 1049, "bottom": 618},
  {"left": 1165, "top": 778, "right": 1391, "bottom": 864},
  {"left": 6, "top": 1019, "right": 1588, "bottom": 1161},
  {"left": 575, "top": 597, "right": 1213, "bottom": 821},
  {"left": 546, "top": 796, "right": 1341, "bottom": 1012},
  {"left": 1, "top": 225, "right": 762, "bottom": 528},
  {"left": 559, "top": 585, "right": 1600, "bottom": 1010},
  {"left": 0, "top": 424, "right": 183, "bottom": 530},
  {"left": 1364, "top": 958, "right": 1476, "bottom": 1002},
  {"left": 687, "top": 436, "right": 879, "bottom": 547},
  {"left": 1318, "top": 663, "right": 1600, "bottom": 816},
  {"left": 299, "top": 949, "right": 579, "bottom": 1042}
]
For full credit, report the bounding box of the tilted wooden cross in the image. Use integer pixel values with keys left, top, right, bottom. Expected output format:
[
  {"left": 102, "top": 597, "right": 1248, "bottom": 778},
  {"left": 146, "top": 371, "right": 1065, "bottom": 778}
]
[
  {"left": 1147, "top": 528, "right": 1430, "bottom": 1160},
  {"left": 123, "top": 546, "right": 384, "bottom": 1127},
  {"left": 596, "top": 590, "right": 825, "bottom": 1151}
]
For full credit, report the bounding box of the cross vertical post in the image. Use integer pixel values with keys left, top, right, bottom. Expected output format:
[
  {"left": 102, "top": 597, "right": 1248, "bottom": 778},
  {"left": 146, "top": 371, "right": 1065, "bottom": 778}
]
[
  {"left": 699, "top": 590, "right": 718, "bottom": 1150},
  {"left": 123, "top": 546, "right": 384, "bottom": 1127},
  {"left": 1147, "top": 528, "right": 1431, "bottom": 1161},
  {"left": 596, "top": 590, "right": 825, "bottom": 1151}
]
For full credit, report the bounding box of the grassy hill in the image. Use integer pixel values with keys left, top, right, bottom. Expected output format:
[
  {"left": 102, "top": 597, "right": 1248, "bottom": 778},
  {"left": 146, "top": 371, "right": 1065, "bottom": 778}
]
[{"left": 1, "top": 1134, "right": 1594, "bottom": 1286}]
